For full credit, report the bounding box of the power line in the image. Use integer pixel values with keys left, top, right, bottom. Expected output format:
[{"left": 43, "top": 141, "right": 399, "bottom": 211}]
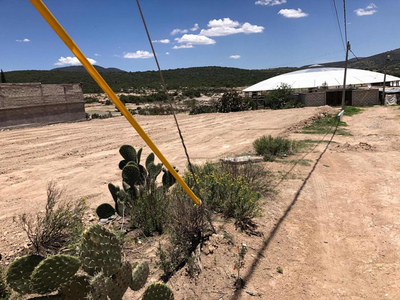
[
  {"left": 332, "top": 0, "right": 346, "bottom": 51},
  {"left": 349, "top": 49, "right": 371, "bottom": 69}
]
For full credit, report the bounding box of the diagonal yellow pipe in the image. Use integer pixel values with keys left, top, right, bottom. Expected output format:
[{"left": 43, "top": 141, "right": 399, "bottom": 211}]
[{"left": 30, "top": 0, "right": 201, "bottom": 205}]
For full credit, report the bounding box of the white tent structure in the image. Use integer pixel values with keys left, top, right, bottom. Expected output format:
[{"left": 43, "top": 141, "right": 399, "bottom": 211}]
[{"left": 243, "top": 67, "right": 400, "bottom": 92}]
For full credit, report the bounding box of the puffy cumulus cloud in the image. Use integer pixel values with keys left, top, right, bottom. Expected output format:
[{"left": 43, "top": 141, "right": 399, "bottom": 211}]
[
  {"left": 152, "top": 39, "right": 170, "bottom": 44},
  {"left": 255, "top": 0, "right": 286, "bottom": 6},
  {"left": 171, "top": 28, "right": 188, "bottom": 35},
  {"left": 278, "top": 8, "right": 308, "bottom": 18},
  {"left": 166, "top": 52, "right": 170, "bottom": 55},
  {"left": 175, "top": 34, "right": 216, "bottom": 45},
  {"left": 199, "top": 18, "right": 264, "bottom": 37},
  {"left": 16, "top": 38, "right": 30, "bottom": 42},
  {"left": 123, "top": 51, "right": 154, "bottom": 59},
  {"left": 354, "top": 3, "right": 377, "bottom": 16},
  {"left": 191, "top": 23, "right": 199, "bottom": 31},
  {"left": 54, "top": 56, "right": 96, "bottom": 66},
  {"left": 230, "top": 55, "right": 241, "bottom": 59},
  {"left": 173, "top": 44, "right": 194, "bottom": 49}
]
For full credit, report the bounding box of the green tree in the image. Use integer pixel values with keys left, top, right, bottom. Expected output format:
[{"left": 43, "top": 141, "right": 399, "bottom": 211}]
[
  {"left": 265, "top": 83, "right": 298, "bottom": 109},
  {"left": 0, "top": 69, "right": 6, "bottom": 83}
]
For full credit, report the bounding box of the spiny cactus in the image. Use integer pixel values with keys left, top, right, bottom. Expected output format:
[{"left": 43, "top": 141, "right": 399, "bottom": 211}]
[
  {"left": 59, "top": 275, "right": 91, "bottom": 300},
  {"left": 130, "top": 261, "right": 149, "bottom": 291},
  {"left": 162, "top": 168, "right": 177, "bottom": 189},
  {"left": 80, "top": 224, "right": 121, "bottom": 277},
  {"left": 30, "top": 255, "right": 81, "bottom": 294},
  {"left": 142, "top": 282, "right": 174, "bottom": 300},
  {"left": 6, "top": 254, "right": 44, "bottom": 294},
  {"left": 119, "top": 145, "right": 137, "bottom": 162},
  {"left": 122, "top": 164, "right": 140, "bottom": 187},
  {"left": 108, "top": 262, "right": 132, "bottom": 300},
  {"left": 96, "top": 203, "right": 116, "bottom": 219},
  {"left": 90, "top": 272, "right": 112, "bottom": 300}
]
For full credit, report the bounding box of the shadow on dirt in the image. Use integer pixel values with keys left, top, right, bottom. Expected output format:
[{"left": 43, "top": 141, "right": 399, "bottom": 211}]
[{"left": 230, "top": 118, "right": 339, "bottom": 300}]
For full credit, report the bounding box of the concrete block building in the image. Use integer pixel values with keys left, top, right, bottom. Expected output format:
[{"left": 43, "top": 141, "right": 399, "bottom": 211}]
[{"left": 0, "top": 83, "right": 85, "bottom": 128}]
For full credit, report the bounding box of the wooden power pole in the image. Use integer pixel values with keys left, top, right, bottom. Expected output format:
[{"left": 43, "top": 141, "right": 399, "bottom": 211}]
[
  {"left": 341, "top": 41, "right": 351, "bottom": 111},
  {"left": 382, "top": 53, "right": 391, "bottom": 105}
]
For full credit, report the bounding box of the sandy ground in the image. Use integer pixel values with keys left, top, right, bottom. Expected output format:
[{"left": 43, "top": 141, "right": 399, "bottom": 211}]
[{"left": 1, "top": 105, "right": 400, "bottom": 299}]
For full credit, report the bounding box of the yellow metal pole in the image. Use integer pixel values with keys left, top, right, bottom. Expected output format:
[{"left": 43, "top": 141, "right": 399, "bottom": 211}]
[{"left": 30, "top": 0, "right": 201, "bottom": 205}]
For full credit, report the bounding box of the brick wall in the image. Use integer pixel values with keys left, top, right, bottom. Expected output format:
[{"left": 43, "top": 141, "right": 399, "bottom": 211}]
[
  {"left": 299, "top": 92, "right": 326, "bottom": 107},
  {"left": 0, "top": 83, "right": 85, "bottom": 128},
  {"left": 352, "top": 89, "right": 379, "bottom": 106}
]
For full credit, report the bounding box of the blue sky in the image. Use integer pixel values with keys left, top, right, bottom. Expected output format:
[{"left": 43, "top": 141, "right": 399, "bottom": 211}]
[{"left": 1, "top": 0, "right": 398, "bottom": 72}]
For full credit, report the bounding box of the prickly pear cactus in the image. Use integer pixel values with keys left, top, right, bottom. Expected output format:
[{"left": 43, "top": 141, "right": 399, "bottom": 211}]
[
  {"left": 122, "top": 164, "right": 140, "bottom": 187},
  {"left": 137, "top": 148, "right": 142, "bottom": 165},
  {"left": 142, "top": 282, "right": 174, "bottom": 300},
  {"left": 90, "top": 272, "right": 112, "bottom": 300},
  {"left": 6, "top": 254, "right": 44, "bottom": 294},
  {"left": 145, "top": 153, "right": 155, "bottom": 170},
  {"left": 30, "top": 255, "right": 81, "bottom": 294},
  {"left": 80, "top": 224, "right": 121, "bottom": 277},
  {"left": 59, "top": 275, "right": 91, "bottom": 300},
  {"left": 108, "top": 262, "right": 132, "bottom": 300},
  {"left": 96, "top": 203, "right": 116, "bottom": 219},
  {"left": 119, "top": 145, "right": 137, "bottom": 162},
  {"left": 129, "top": 261, "right": 149, "bottom": 291},
  {"left": 147, "top": 163, "right": 162, "bottom": 180},
  {"left": 108, "top": 183, "right": 120, "bottom": 203},
  {"left": 162, "top": 169, "right": 177, "bottom": 189}
]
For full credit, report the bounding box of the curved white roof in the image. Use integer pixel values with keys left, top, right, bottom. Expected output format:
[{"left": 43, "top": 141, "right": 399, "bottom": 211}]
[{"left": 243, "top": 67, "right": 400, "bottom": 92}]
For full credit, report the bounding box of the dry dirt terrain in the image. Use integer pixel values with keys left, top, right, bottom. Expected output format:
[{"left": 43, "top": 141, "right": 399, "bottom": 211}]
[{"left": 1, "top": 106, "right": 400, "bottom": 299}]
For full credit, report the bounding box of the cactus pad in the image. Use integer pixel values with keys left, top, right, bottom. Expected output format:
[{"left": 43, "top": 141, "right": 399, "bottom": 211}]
[
  {"left": 96, "top": 203, "right": 116, "bottom": 219},
  {"left": 59, "top": 275, "right": 91, "bottom": 300},
  {"left": 118, "top": 160, "right": 128, "bottom": 170},
  {"left": 80, "top": 224, "right": 121, "bottom": 277},
  {"left": 129, "top": 261, "right": 149, "bottom": 291},
  {"left": 6, "top": 254, "right": 44, "bottom": 294},
  {"left": 119, "top": 145, "right": 137, "bottom": 162},
  {"left": 90, "top": 272, "right": 112, "bottom": 300},
  {"left": 162, "top": 170, "right": 176, "bottom": 189},
  {"left": 122, "top": 165, "right": 140, "bottom": 187},
  {"left": 108, "top": 262, "right": 132, "bottom": 300},
  {"left": 147, "top": 163, "right": 162, "bottom": 180},
  {"left": 142, "top": 282, "right": 174, "bottom": 300},
  {"left": 108, "top": 183, "right": 120, "bottom": 203},
  {"left": 30, "top": 255, "right": 81, "bottom": 294},
  {"left": 145, "top": 153, "right": 155, "bottom": 170},
  {"left": 137, "top": 148, "right": 142, "bottom": 165}
]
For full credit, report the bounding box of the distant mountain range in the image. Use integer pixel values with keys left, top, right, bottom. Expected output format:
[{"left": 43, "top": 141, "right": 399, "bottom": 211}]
[
  {"left": 51, "top": 65, "right": 125, "bottom": 73},
  {"left": 3, "top": 48, "right": 399, "bottom": 93},
  {"left": 303, "top": 47, "right": 400, "bottom": 71}
]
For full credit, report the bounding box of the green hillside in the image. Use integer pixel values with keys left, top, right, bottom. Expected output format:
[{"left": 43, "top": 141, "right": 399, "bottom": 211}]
[{"left": 3, "top": 67, "right": 297, "bottom": 93}]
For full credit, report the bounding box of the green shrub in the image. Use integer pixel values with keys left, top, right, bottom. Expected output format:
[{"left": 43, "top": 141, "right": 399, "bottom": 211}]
[
  {"left": 19, "top": 181, "right": 87, "bottom": 255},
  {"left": 343, "top": 106, "right": 363, "bottom": 116},
  {"left": 84, "top": 97, "right": 99, "bottom": 104},
  {"left": 189, "top": 105, "right": 217, "bottom": 115},
  {"left": 253, "top": 135, "right": 297, "bottom": 161},
  {"left": 183, "top": 163, "right": 262, "bottom": 227},
  {"left": 215, "top": 92, "right": 255, "bottom": 113},
  {"left": 264, "top": 83, "right": 303, "bottom": 109}
]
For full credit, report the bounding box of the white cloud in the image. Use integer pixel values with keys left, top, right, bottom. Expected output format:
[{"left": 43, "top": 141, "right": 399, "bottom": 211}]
[
  {"left": 255, "top": 0, "right": 286, "bottom": 6},
  {"left": 173, "top": 44, "right": 194, "bottom": 49},
  {"left": 230, "top": 55, "right": 241, "bottom": 59},
  {"left": 199, "top": 18, "right": 264, "bottom": 37},
  {"left": 123, "top": 51, "right": 154, "bottom": 59},
  {"left": 166, "top": 52, "right": 170, "bottom": 55},
  {"left": 54, "top": 56, "right": 96, "bottom": 66},
  {"left": 278, "top": 8, "right": 308, "bottom": 18},
  {"left": 175, "top": 34, "right": 216, "bottom": 45},
  {"left": 355, "top": 3, "right": 377, "bottom": 16},
  {"left": 152, "top": 39, "right": 170, "bottom": 44},
  {"left": 171, "top": 28, "right": 188, "bottom": 35},
  {"left": 94, "top": 53, "right": 101, "bottom": 56},
  {"left": 191, "top": 23, "right": 199, "bottom": 31},
  {"left": 16, "top": 38, "right": 30, "bottom": 42}
]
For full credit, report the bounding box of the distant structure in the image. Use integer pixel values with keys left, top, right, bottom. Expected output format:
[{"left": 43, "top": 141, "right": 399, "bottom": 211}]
[
  {"left": 0, "top": 83, "right": 85, "bottom": 128},
  {"left": 243, "top": 67, "right": 400, "bottom": 106}
]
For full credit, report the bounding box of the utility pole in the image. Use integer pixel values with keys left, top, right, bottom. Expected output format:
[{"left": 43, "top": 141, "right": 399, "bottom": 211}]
[
  {"left": 382, "top": 52, "right": 390, "bottom": 105},
  {"left": 341, "top": 41, "right": 350, "bottom": 111}
]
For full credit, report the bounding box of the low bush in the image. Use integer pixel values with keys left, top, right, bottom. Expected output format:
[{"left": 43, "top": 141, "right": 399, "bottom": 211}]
[
  {"left": 253, "top": 135, "right": 297, "bottom": 161},
  {"left": 19, "top": 181, "right": 87, "bottom": 255},
  {"left": 215, "top": 92, "right": 255, "bottom": 113},
  {"left": 184, "top": 163, "right": 262, "bottom": 228},
  {"left": 189, "top": 105, "right": 217, "bottom": 115},
  {"left": 343, "top": 106, "right": 363, "bottom": 116},
  {"left": 84, "top": 97, "right": 99, "bottom": 104},
  {"left": 264, "top": 83, "right": 303, "bottom": 110}
]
